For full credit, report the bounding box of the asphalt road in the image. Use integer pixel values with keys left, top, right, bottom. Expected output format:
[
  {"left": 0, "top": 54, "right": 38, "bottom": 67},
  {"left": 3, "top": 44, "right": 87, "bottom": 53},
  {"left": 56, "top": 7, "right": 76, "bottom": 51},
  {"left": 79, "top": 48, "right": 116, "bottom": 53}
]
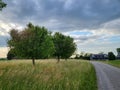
[{"left": 91, "top": 61, "right": 120, "bottom": 90}]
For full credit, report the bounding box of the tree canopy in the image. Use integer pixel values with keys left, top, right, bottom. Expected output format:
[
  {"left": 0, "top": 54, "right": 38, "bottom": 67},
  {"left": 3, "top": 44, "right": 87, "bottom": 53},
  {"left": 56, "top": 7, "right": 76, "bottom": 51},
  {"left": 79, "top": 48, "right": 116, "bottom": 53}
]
[
  {"left": 108, "top": 52, "right": 116, "bottom": 60},
  {"left": 7, "top": 48, "right": 15, "bottom": 60},
  {"left": 61, "top": 36, "right": 76, "bottom": 59},
  {"left": 0, "top": 0, "right": 6, "bottom": 10},
  {"left": 8, "top": 23, "right": 76, "bottom": 64},
  {"left": 117, "top": 48, "right": 120, "bottom": 53},
  {"left": 8, "top": 23, "right": 55, "bottom": 65},
  {"left": 53, "top": 32, "right": 76, "bottom": 62}
]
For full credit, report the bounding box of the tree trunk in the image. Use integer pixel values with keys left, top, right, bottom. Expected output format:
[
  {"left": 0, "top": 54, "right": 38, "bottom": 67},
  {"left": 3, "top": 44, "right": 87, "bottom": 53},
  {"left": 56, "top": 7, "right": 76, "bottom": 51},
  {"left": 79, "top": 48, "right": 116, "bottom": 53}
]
[
  {"left": 32, "top": 58, "right": 35, "bottom": 66},
  {"left": 57, "top": 55, "right": 60, "bottom": 63}
]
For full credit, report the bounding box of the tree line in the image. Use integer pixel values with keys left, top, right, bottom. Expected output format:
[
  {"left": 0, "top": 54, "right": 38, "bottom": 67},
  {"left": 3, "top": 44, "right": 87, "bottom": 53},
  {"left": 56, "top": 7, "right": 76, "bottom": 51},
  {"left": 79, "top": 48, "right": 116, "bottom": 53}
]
[
  {"left": 7, "top": 23, "right": 76, "bottom": 65},
  {"left": 74, "top": 48, "right": 120, "bottom": 60}
]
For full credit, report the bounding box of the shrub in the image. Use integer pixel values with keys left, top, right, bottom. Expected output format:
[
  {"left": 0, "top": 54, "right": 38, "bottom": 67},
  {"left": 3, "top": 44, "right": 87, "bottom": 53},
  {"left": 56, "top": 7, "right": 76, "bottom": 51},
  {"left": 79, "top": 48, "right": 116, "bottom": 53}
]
[
  {"left": 7, "top": 50, "right": 15, "bottom": 60},
  {"left": 108, "top": 52, "right": 116, "bottom": 60}
]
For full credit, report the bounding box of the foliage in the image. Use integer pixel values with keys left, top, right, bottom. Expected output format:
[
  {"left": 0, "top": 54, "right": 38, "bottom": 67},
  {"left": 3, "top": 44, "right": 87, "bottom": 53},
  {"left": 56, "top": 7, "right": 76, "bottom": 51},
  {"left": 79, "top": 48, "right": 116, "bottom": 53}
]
[
  {"left": 108, "top": 52, "right": 116, "bottom": 60},
  {"left": 8, "top": 23, "right": 55, "bottom": 65},
  {"left": 61, "top": 36, "right": 76, "bottom": 60},
  {"left": 0, "top": 58, "right": 7, "bottom": 60},
  {"left": 53, "top": 32, "right": 64, "bottom": 61},
  {"left": 8, "top": 23, "right": 77, "bottom": 64},
  {"left": 75, "top": 54, "right": 80, "bottom": 59},
  {"left": 82, "top": 53, "right": 91, "bottom": 60},
  {"left": 117, "top": 48, "right": 120, "bottom": 53},
  {"left": 7, "top": 49, "right": 15, "bottom": 60},
  {"left": 116, "top": 48, "right": 120, "bottom": 59},
  {"left": 75, "top": 52, "right": 91, "bottom": 60},
  {"left": 0, "top": 0, "right": 6, "bottom": 10},
  {"left": 53, "top": 32, "right": 76, "bottom": 62},
  {"left": 0, "top": 60, "right": 97, "bottom": 90},
  {"left": 40, "top": 35, "right": 55, "bottom": 59}
]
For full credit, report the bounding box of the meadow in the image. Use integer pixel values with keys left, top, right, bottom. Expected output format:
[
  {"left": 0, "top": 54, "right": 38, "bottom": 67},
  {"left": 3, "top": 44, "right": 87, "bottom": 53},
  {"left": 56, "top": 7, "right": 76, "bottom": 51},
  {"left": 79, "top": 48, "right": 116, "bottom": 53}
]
[
  {"left": 103, "top": 60, "right": 120, "bottom": 68},
  {"left": 0, "top": 60, "right": 97, "bottom": 90}
]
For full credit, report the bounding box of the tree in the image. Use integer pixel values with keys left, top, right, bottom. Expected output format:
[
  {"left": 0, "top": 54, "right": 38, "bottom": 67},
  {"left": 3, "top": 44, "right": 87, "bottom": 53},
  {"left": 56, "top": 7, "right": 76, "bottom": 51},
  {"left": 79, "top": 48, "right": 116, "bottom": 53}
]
[
  {"left": 75, "top": 54, "right": 80, "bottom": 59},
  {"left": 108, "top": 52, "right": 116, "bottom": 60},
  {"left": 61, "top": 36, "right": 76, "bottom": 60},
  {"left": 7, "top": 49, "right": 15, "bottom": 60},
  {"left": 117, "top": 48, "right": 120, "bottom": 54},
  {"left": 83, "top": 53, "right": 91, "bottom": 60},
  {"left": 8, "top": 23, "right": 55, "bottom": 65},
  {"left": 79, "top": 52, "right": 85, "bottom": 59},
  {"left": 116, "top": 48, "right": 120, "bottom": 59},
  {"left": 0, "top": 0, "right": 7, "bottom": 11},
  {"left": 53, "top": 32, "right": 76, "bottom": 62},
  {"left": 40, "top": 34, "right": 55, "bottom": 59}
]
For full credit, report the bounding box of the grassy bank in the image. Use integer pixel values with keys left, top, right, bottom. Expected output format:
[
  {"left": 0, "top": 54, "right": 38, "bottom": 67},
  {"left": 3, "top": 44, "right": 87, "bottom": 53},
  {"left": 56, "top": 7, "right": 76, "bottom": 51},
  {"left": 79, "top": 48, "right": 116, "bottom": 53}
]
[
  {"left": 103, "top": 60, "right": 120, "bottom": 68},
  {"left": 0, "top": 60, "right": 97, "bottom": 90}
]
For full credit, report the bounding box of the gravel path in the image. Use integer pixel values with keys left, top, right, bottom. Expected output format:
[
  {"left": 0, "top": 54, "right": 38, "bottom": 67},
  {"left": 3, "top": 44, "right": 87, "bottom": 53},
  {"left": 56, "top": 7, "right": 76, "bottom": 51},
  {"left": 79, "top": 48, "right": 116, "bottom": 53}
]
[{"left": 91, "top": 61, "right": 120, "bottom": 90}]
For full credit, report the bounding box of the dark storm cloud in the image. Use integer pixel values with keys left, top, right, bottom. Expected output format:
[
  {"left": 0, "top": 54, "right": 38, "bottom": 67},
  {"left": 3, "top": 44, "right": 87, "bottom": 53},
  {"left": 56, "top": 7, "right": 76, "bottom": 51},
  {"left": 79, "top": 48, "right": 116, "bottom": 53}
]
[
  {"left": 0, "top": 0, "right": 120, "bottom": 56},
  {"left": 1, "top": 0, "right": 120, "bottom": 30}
]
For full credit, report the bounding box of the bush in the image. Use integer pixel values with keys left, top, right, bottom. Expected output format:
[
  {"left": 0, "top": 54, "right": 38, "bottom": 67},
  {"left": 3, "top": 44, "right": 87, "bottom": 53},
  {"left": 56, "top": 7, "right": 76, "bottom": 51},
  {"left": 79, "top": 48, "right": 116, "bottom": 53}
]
[
  {"left": 108, "top": 52, "right": 116, "bottom": 60},
  {"left": 7, "top": 50, "right": 15, "bottom": 60}
]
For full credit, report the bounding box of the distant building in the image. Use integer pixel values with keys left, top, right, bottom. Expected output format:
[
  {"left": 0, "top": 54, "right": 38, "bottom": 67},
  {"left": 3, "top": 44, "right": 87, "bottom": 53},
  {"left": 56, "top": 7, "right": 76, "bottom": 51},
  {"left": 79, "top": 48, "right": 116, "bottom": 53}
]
[{"left": 90, "top": 54, "right": 108, "bottom": 60}]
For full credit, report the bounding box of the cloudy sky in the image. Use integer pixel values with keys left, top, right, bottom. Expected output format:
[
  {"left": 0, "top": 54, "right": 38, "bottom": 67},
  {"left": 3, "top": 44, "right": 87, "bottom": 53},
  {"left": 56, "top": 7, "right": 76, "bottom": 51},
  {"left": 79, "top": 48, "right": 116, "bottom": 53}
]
[{"left": 0, "top": 0, "right": 120, "bottom": 58}]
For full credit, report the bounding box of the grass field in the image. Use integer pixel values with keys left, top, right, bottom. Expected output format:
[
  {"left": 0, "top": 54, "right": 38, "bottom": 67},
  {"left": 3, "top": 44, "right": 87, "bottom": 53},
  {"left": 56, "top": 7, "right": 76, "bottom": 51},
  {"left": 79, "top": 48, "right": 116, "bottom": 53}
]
[
  {"left": 103, "top": 60, "right": 120, "bottom": 68},
  {"left": 0, "top": 60, "right": 97, "bottom": 90}
]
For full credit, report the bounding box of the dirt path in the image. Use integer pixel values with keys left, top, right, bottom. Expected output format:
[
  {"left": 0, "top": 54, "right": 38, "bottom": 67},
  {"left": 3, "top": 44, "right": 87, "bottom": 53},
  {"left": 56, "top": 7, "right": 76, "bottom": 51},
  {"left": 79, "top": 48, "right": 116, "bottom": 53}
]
[{"left": 91, "top": 61, "right": 120, "bottom": 90}]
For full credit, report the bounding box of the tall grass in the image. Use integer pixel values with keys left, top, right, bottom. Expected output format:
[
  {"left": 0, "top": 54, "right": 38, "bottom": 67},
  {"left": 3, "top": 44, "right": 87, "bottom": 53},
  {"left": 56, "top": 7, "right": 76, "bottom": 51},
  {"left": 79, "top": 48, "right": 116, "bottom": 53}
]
[{"left": 0, "top": 60, "right": 97, "bottom": 90}]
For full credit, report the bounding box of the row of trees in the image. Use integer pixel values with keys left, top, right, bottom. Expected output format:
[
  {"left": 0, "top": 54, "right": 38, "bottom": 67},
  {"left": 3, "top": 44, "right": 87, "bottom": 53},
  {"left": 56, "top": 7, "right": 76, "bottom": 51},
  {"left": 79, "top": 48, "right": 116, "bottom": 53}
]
[
  {"left": 7, "top": 23, "right": 76, "bottom": 65},
  {"left": 105, "top": 48, "right": 120, "bottom": 60},
  {"left": 75, "top": 48, "right": 120, "bottom": 60},
  {"left": 75, "top": 52, "right": 91, "bottom": 60}
]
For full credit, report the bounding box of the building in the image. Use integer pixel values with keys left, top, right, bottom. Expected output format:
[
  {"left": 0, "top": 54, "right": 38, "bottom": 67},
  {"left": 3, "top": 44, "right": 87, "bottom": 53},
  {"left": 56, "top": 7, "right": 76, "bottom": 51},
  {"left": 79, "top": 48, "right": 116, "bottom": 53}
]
[{"left": 90, "top": 54, "right": 108, "bottom": 60}]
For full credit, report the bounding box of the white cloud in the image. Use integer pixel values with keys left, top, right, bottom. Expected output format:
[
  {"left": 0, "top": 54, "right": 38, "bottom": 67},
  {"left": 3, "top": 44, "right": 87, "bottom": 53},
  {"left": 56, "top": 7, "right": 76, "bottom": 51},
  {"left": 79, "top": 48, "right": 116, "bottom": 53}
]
[
  {"left": 0, "top": 47, "right": 9, "bottom": 58},
  {"left": 0, "top": 20, "right": 24, "bottom": 36}
]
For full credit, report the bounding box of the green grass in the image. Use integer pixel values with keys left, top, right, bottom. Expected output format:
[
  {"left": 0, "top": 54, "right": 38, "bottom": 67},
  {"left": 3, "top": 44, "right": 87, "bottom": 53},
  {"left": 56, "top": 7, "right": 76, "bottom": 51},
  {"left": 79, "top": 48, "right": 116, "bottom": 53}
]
[
  {"left": 103, "top": 60, "right": 120, "bottom": 68},
  {"left": 0, "top": 60, "right": 97, "bottom": 90}
]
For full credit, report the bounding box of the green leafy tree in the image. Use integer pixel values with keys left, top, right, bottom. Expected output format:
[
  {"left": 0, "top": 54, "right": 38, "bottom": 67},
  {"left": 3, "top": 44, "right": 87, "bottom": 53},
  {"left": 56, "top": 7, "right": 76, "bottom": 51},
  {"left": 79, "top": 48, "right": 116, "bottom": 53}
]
[
  {"left": 0, "top": 0, "right": 6, "bottom": 10},
  {"left": 7, "top": 49, "right": 15, "bottom": 60},
  {"left": 117, "top": 48, "right": 120, "bottom": 54},
  {"left": 83, "top": 53, "right": 91, "bottom": 60},
  {"left": 40, "top": 34, "right": 55, "bottom": 59},
  {"left": 116, "top": 48, "right": 120, "bottom": 59},
  {"left": 108, "top": 52, "right": 116, "bottom": 60},
  {"left": 61, "top": 36, "right": 76, "bottom": 60},
  {"left": 53, "top": 32, "right": 76, "bottom": 62},
  {"left": 75, "top": 54, "right": 80, "bottom": 59},
  {"left": 79, "top": 52, "right": 85, "bottom": 59},
  {"left": 53, "top": 32, "right": 64, "bottom": 62},
  {"left": 8, "top": 23, "right": 55, "bottom": 65}
]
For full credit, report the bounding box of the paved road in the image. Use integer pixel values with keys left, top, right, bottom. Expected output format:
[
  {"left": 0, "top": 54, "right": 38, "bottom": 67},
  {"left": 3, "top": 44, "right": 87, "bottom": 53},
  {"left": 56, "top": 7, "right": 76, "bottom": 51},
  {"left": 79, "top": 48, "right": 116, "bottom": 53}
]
[{"left": 91, "top": 61, "right": 120, "bottom": 90}]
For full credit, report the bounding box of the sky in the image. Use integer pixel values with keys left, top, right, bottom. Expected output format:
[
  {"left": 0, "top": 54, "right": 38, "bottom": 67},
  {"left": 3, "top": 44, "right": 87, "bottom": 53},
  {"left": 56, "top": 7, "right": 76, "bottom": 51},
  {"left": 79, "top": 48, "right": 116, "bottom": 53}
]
[{"left": 0, "top": 0, "right": 120, "bottom": 58}]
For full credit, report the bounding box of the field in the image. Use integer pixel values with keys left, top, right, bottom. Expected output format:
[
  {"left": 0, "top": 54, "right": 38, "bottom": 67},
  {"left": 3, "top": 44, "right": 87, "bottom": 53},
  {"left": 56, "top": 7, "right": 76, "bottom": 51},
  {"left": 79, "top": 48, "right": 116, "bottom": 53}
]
[
  {"left": 0, "top": 60, "right": 97, "bottom": 90},
  {"left": 103, "top": 60, "right": 120, "bottom": 68}
]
